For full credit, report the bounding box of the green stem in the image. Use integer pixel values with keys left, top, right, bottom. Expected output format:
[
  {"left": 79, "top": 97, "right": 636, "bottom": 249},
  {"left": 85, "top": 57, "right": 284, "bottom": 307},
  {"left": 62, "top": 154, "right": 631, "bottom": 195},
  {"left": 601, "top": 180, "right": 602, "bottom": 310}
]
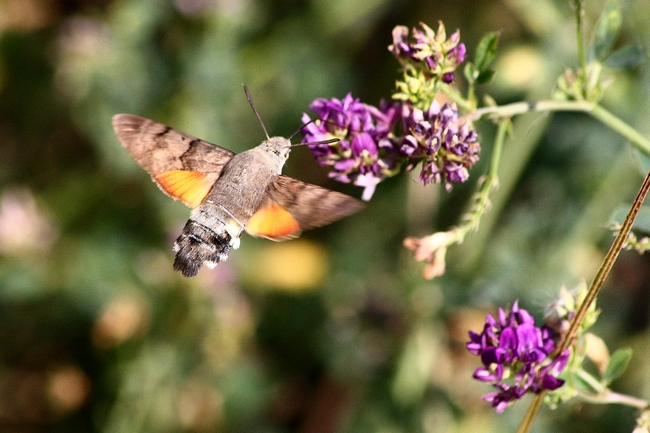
[
  {"left": 516, "top": 393, "right": 545, "bottom": 433},
  {"left": 576, "top": 390, "right": 649, "bottom": 409},
  {"left": 574, "top": 369, "right": 607, "bottom": 394},
  {"left": 453, "top": 119, "right": 506, "bottom": 240},
  {"left": 573, "top": 370, "right": 649, "bottom": 409},
  {"left": 467, "top": 81, "right": 477, "bottom": 108},
  {"left": 470, "top": 100, "right": 650, "bottom": 157},
  {"left": 599, "top": 392, "right": 649, "bottom": 409},
  {"left": 575, "top": 0, "right": 587, "bottom": 80},
  {"left": 589, "top": 104, "right": 650, "bottom": 155},
  {"left": 470, "top": 100, "right": 592, "bottom": 119},
  {"left": 441, "top": 85, "right": 473, "bottom": 112},
  {"left": 489, "top": 119, "right": 507, "bottom": 181}
]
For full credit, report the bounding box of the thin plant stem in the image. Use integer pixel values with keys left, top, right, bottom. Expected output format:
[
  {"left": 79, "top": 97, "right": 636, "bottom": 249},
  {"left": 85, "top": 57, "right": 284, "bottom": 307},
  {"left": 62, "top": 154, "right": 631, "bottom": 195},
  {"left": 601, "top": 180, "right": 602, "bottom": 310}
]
[
  {"left": 589, "top": 105, "right": 650, "bottom": 155},
  {"left": 586, "top": 392, "right": 649, "bottom": 409},
  {"left": 561, "top": 172, "right": 650, "bottom": 354},
  {"left": 452, "top": 118, "right": 506, "bottom": 241},
  {"left": 489, "top": 120, "right": 507, "bottom": 181},
  {"left": 574, "top": 0, "right": 587, "bottom": 82},
  {"left": 573, "top": 370, "right": 648, "bottom": 409},
  {"left": 516, "top": 171, "right": 650, "bottom": 433},
  {"left": 470, "top": 100, "right": 650, "bottom": 157}
]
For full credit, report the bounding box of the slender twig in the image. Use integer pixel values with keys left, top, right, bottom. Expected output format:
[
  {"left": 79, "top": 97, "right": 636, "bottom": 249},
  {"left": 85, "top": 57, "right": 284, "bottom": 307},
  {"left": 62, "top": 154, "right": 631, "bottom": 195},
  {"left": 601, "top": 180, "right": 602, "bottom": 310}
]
[
  {"left": 489, "top": 120, "right": 507, "bottom": 181},
  {"left": 470, "top": 99, "right": 594, "bottom": 120},
  {"left": 470, "top": 100, "right": 650, "bottom": 157},
  {"left": 589, "top": 105, "right": 650, "bottom": 155},
  {"left": 516, "top": 171, "right": 650, "bottom": 433},
  {"left": 574, "top": 0, "right": 587, "bottom": 86},
  {"left": 573, "top": 370, "right": 648, "bottom": 409},
  {"left": 455, "top": 119, "right": 506, "bottom": 236},
  {"left": 561, "top": 172, "right": 650, "bottom": 354},
  {"left": 575, "top": 388, "right": 649, "bottom": 409}
]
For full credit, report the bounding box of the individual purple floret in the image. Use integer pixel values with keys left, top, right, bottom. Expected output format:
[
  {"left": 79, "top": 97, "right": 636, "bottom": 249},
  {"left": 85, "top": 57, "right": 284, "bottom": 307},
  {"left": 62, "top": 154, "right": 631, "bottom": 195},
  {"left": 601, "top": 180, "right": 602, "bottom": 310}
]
[{"left": 467, "top": 300, "right": 569, "bottom": 413}]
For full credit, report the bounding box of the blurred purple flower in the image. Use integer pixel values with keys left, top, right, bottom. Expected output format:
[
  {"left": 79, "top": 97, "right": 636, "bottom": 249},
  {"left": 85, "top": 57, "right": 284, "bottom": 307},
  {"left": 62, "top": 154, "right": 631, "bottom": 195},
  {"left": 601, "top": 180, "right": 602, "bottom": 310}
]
[
  {"left": 389, "top": 21, "right": 466, "bottom": 83},
  {"left": 401, "top": 101, "right": 479, "bottom": 189},
  {"left": 301, "top": 94, "right": 401, "bottom": 200},
  {"left": 467, "top": 300, "right": 569, "bottom": 413}
]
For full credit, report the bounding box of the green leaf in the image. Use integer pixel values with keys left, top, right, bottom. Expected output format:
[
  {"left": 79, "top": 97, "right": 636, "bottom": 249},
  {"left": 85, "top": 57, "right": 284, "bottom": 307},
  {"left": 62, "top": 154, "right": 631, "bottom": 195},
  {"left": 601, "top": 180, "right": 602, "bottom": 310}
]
[
  {"left": 476, "top": 68, "right": 496, "bottom": 85},
  {"left": 603, "top": 347, "right": 633, "bottom": 384},
  {"left": 589, "top": 0, "right": 622, "bottom": 62},
  {"left": 464, "top": 62, "right": 479, "bottom": 83},
  {"left": 605, "top": 44, "right": 645, "bottom": 69},
  {"left": 474, "top": 32, "right": 499, "bottom": 71},
  {"left": 611, "top": 205, "right": 650, "bottom": 234},
  {"left": 572, "top": 371, "right": 600, "bottom": 393}
]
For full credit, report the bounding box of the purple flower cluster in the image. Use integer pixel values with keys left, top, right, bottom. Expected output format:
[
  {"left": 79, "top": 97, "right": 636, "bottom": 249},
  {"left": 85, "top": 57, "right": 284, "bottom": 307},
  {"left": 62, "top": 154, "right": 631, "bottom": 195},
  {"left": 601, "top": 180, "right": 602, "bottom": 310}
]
[
  {"left": 302, "top": 94, "right": 481, "bottom": 200},
  {"left": 401, "top": 102, "right": 479, "bottom": 188},
  {"left": 389, "top": 21, "right": 467, "bottom": 83},
  {"left": 300, "top": 21, "right": 477, "bottom": 200},
  {"left": 301, "top": 94, "right": 401, "bottom": 201},
  {"left": 466, "top": 301, "right": 569, "bottom": 413},
  {"left": 301, "top": 96, "right": 480, "bottom": 199}
]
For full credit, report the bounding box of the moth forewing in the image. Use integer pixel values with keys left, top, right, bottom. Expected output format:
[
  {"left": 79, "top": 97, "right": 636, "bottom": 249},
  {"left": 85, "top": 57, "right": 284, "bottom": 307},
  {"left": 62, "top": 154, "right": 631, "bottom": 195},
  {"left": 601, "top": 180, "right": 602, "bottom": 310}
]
[{"left": 112, "top": 114, "right": 235, "bottom": 175}]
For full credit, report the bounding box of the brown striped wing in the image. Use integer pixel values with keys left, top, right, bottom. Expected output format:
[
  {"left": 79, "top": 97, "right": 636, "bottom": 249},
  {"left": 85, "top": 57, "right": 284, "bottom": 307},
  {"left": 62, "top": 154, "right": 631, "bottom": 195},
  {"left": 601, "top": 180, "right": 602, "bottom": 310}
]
[{"left": 112, "top": 114, "right": 236, "bottom": 207}]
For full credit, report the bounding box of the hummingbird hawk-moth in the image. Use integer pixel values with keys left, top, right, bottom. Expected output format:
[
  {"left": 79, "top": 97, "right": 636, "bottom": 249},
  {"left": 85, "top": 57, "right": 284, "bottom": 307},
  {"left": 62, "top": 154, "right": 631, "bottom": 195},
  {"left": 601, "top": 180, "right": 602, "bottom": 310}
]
[{"left": 112, "top": 88, "right": 363, "bottom": 277}]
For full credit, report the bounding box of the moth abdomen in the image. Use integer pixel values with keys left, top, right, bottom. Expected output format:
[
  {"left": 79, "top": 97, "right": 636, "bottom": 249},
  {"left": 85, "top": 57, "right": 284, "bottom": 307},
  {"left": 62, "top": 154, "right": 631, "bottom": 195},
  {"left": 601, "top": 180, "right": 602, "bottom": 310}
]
[{"left": 173, "top": 220, "right": 234, "bottom": 277}]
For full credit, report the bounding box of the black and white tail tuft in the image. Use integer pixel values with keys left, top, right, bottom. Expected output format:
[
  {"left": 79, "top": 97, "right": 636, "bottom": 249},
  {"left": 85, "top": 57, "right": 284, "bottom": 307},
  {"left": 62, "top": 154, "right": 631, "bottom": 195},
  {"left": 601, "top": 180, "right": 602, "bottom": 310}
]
[{"left": 173, "top": 220, "right": 232, "bottom": 277}]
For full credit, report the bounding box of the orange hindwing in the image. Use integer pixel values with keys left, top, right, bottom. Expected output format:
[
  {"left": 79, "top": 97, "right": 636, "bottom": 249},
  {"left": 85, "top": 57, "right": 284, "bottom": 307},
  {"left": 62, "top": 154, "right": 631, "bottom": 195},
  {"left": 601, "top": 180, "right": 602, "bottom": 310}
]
[
  {"left": 246, "top": 203, "right": 301, "bottom": 240},
  {"left": 154, "top": 170, "right": 218, "bottom": 208}
]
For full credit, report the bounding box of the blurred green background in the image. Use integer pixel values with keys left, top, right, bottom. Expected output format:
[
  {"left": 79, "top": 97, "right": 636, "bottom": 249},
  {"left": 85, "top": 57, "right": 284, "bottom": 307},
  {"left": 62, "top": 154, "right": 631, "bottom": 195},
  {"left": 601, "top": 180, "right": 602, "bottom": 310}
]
[{"left": 2, "top": 0, "right": 650, "bottom": 432}]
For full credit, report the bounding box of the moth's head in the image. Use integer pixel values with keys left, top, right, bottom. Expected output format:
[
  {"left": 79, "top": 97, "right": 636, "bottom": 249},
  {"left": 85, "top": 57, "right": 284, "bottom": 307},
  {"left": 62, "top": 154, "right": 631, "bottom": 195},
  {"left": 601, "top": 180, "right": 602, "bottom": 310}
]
[{"left": 261, "top": 136, "right": 292, "bottom": 161}]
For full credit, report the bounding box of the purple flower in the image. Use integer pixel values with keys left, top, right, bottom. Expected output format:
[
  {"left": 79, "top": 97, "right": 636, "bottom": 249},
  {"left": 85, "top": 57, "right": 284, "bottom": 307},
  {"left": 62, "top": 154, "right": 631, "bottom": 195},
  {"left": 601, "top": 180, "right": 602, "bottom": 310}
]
[
  {"left": 301, "top": 96, "right": 481, "bottom": 198},
  {"left": 467, "top": 300, "right": 569, "bottom": 413},
  {"left": 389, "top": 21, "right": 466, "bottom": 83},
  {"left": 301, "top": 94, "right": 401, "bottom": 201},
  {"left": 401, "top": 101, "right": 479, "bottom": 189}
]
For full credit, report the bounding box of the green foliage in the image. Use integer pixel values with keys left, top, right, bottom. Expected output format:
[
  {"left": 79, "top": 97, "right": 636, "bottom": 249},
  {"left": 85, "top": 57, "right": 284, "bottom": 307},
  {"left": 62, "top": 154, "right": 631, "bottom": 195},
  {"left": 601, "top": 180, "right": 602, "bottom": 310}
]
[
  {"left": 604, "top": 44, "right": 645, "bottom": 69},
  {"left": 465, "top": 32, "right": 499, "bottom": 88},
  {"left": 603, "top": 348, "right": 633, "bottom": 384},
  {"left": 589, "top": 0, "right": 623, "bottom": 62},
  {"left": 474, "top": 32, "right": 499, "bottom": 72}
]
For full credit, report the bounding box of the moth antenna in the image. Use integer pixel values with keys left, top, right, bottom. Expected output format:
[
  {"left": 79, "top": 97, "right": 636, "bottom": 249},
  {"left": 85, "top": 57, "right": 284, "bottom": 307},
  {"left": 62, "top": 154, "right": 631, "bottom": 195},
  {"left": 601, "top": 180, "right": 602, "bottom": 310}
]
[
  {"left": 244, "top": 85, "right": 270, "bottom": 139},
  {"left": 288, "top": 118, "right": 318, "bottom": 140},
  {"left": 289, "top": 117, "right": 342, "bottom": 141},
  {"left": 291, "top": 138, "right": 339, "bottom": 148},
  {"left": 290, "top": 117, "right": 340, "bottom": 147}
]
